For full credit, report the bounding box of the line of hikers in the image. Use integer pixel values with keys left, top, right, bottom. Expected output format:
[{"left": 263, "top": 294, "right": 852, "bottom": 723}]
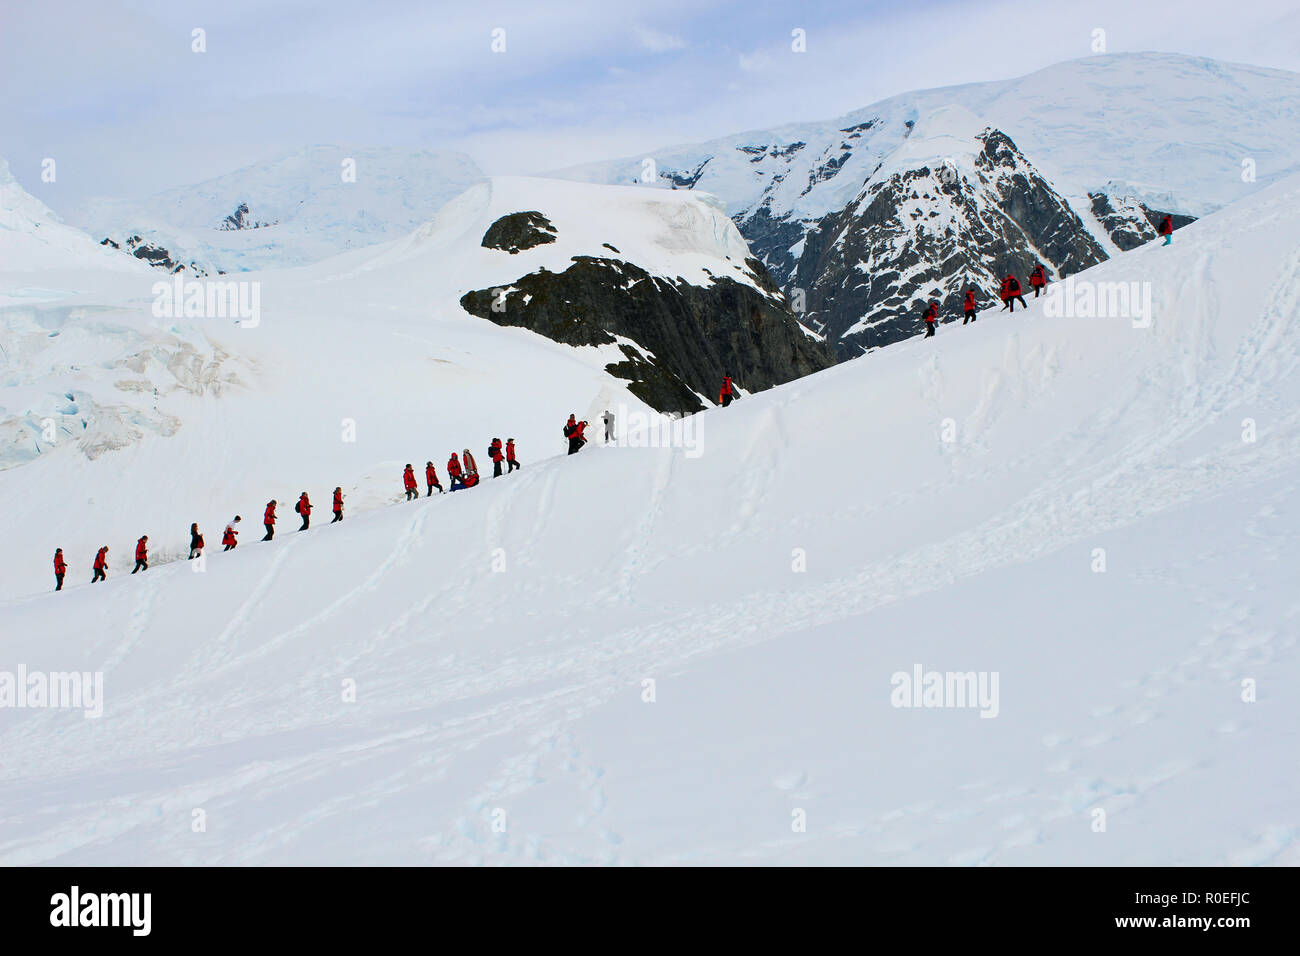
[
  {"left": 52, "top": 388, "right": 747, "bottom": 592},
  {"left": 922, "top": 263, "right": 1050, "bottom": 337},
  {"left": 922, "top": 217, "right": 1175, "bottom": 338},
  {"left": 54, "top": 437, "right": 525, "bottom": 589}
]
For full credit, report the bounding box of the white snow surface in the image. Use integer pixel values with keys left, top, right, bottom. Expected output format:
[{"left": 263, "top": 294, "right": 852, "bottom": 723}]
[
  {"left": 75, "top": 146, "right": 487, "bottom": 274},
  {"left": 1, "top": 165, "right": 1298, "bottom": 864},
  {"left": 557, "top": 53, "right": 1300, "bottom": 220}
]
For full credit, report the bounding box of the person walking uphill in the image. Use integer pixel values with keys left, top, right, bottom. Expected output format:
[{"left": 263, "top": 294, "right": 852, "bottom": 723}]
[
  {"left": 189, "top": 523, "right": 204, "bottom": 559},
  {"left": 489, "top": 439, "right": 504, "bottom": 478},
  {"left": 132, "top": 535, "right": 149, "bottom": 574},
  {"left": 54, "top": 548, "right": 66, "bottom": 590},
  {"left": 425, "top": 462, "right": 442, "bottom": 496},
  {"left": 963, "top": 288, "right": 978, "bottom": 324},
  {"left": 564, "top": 415, "right": 588, "bottom": 455},
  {"left": 1004, "top": 274, "right": 1027, "bottom": 312},
  {"left": 262, "top": 500, "right": 277, "bottom": 541},
  {"left": 719, "top": 375, "right": 737, "bottom": 407},
  {"left": 506, "top": 439, "right": 519, "bottom": 473},
  {"left": 92, "top": 546, "right": 108, "bottom": 583},
  {"left": 1159, "top": 214, "right": 1174, "bottom": 245},
  {"left": 448, "top": 452, "right": 465, "bottom": 491},
  {"left": 296, "top": 492, "right": 312, "bottom": 530},
  {"left": 1029, "top": 263, "right": 1047, "bottom": 297},
  {"left": 223, "top": 516, "right": 241, "bottom": 550},
  {"left": 332, "top": 487, "right": 344, "bottom": 522},
  {"left": 923, "top": 300, "right": 939, "bottom": 338},
  {"left": 404, "top": 464, "right": 418, "bottom": 501}
]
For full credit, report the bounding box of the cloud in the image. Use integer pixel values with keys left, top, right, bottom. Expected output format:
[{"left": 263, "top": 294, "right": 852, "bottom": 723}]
[{"left": 634, "top": 25, "right": 687, "bottom": 53}]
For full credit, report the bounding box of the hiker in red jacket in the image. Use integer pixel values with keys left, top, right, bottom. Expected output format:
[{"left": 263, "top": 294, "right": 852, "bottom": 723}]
[
  {"left": 132, "top": 535, "right": 149, "bottom": 574},
  {"left": 1029, "top": 263, "right": 1047, "bottom": 297},
  {"left": 189, "top": 523, "right": 204, "bottom": 558},
  {"left": 332, "top": 487, "right": 344, "bottom": 522},
  {"left": 92, "top": 546, "right": 108, "bottom": 583},
  {"left": 262, "top": 499, "right": 277, "bottom": 540},
  {"left": 565, "top": 416, "right": 588, "bottom": 455},
  {"left": 425, "top": 462, "right": 443, "bottom": 496},
  {"left": 963, "top": 288, "right": 978, "bottom": 324},
  {"left": 489, "top": 439, "right": 504, "bottom": 478},
  {"left": 923, "top": 300, "right": 939, "bottom": 338},
  {"left": 999, "top": 276, "right": 1012, "bottom": 311},
  {"left": 1005, "top": 274, "right": 1027, "bottom": 312},
  {"left": 223, "top": 516, "right": 241, "bottom": 550},
  {"left": 1159, "top": 214, "right": 1173, "bottom": 245},
  {"left": 53, "top": 548, "right": 66, "bottom": 590},
  {"left": 404, "top": 464, "right": 418, "bottom": 500},
  {"left": 296, "top": 492, "right": 312, "bottom": 530},
  {"left": 719, "top": 375, "right": 736, "bottom": 407},
  {"left": 448, "top": 452, "right": 465, "bottom": 491},
  {"left": 506, "top": 438, "right": 519, "bottom": 473}
]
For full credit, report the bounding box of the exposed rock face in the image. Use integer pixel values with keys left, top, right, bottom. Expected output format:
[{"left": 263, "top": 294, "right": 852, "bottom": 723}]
[
  {"left": 99, "top": 235, "right": 210, "bottom": 275},
  {"left": 1089, "top": 191, "right": 1197, "bottom": 251},
  {"left": 218, "top": 202, "right": 275, "bottom": 231},
  {"left": 460, "top": 242, "right": 831, "bottom": 413},
  {"left": 773, "top": 128, "right": 1108, "bottom": 356},
  {"left": 480, "top": 211, "right": 559, "bottom": 254}
]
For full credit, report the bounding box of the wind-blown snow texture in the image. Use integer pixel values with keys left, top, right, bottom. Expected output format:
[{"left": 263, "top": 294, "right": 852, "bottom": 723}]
[{"left": 1, "top": 165, "right": 1298, "bottom": 864}]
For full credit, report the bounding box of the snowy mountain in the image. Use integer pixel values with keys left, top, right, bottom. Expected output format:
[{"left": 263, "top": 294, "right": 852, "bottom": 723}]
[
  {"left": 76, "top": 145, "right": 487, "bottom": 275},
  {"left": 557, "top": 53, "right": 1298, "bottom": 353},
  {"left": 2, "top": 169, "right": 1297, "bottom": 864},
  {"left": 0, "top": 171, "right": 824, "bottom": 598}
]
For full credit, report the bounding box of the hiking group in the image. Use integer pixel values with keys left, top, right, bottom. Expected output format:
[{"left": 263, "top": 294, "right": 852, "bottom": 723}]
[
  {"left": 53, "top": 384, "right": 745, "bottom": 592},
  {"left": 923, "top": 222, "right": 1176, "bottom": 338}
]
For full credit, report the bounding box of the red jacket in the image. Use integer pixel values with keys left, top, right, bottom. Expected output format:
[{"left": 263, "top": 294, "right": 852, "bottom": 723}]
[
  {"left": 719, "top": 377, "right": 733, "bottom": 402},
  {"left": 963, "top": 291, "right": 976, "bottom": 311},
  {"left": 1007, "top": 276, "right": 1021, "bottom": 295},
  {"left": 264, "top": 502, "right": 276, "bottom": 524},
  {"left": 222, "top": 526, "right": 237, "bottom": 547},
  {"left": 573, "top": 421, "right": 587, "bottom": 440},
  {"left": 298, "top": 494, "right": 311, "bottom": 516},
  {"left": 425, "top": 464, "right": 437, "bottom": 485},
  {"left": 136, "top": 538, "right": 148, "bottom": 561},
  {"left": 490, "top": 441, "right": 503, "bottom": 463},
  {"left": 999, "top": 277, "right": 1011, "bottom": 300},
  {"left": 334, "top": 489, "right": 343, "bottom": 511},
  {"left": 1159, "top": 215, "right": 1173, "bottom": 235},
  {"left": 448, "top": 456, "right": 462, "bottom": 478},
  {"left": 506, "top": 441, "right": 516, "bottom": 462},
  {"left": 403, "top": 466, "right": 417, "bottom": 490},
  {"left": 94, "top": 547, "right": 108, "bottom": 570},
  {"left": 54, "top": 552, "right": 66, "bottom": 574},
  {"left": 923, "top": 302, "right": 938, "bottom": 324},
  {"left": 1029, "top": 266, "right": 1045, "bottom": 287}
]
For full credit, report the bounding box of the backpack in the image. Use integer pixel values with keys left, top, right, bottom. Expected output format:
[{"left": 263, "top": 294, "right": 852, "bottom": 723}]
[{"left": 295, "top": 500, "right": 301, "bottom": 514}]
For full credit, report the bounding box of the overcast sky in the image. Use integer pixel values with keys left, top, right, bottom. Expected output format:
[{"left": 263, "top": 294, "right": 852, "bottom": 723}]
[{"left": 3, "top": 0, "right": 1298, "bottom": 215}]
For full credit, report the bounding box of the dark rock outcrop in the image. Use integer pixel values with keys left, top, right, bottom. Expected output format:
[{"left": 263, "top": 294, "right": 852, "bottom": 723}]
[
  {"left": 480, "top": 211, "right": 559, "bottom": 254},
  {"left": 460, "top": 255, "right": 832, "bottom": 413}
]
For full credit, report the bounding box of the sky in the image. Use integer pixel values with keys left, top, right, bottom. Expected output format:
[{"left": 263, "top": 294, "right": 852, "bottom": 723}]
[{"left": 3, "top": 0, "right": 1299, "bottom": 217}]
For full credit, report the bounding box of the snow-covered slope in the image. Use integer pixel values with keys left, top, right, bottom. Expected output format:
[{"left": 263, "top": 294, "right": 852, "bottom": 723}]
[
  {"left": 0, "top": 159, "right": 146, "bottom": 282},
  {"left": 2, "top": 169, "right": 1297, "bottom": 865},
  {"left": 77, "top": 145, "right": 487, "bottom": 274},
  {"left": 0, "top": 173, "right": 818, "bottom": 599}
]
